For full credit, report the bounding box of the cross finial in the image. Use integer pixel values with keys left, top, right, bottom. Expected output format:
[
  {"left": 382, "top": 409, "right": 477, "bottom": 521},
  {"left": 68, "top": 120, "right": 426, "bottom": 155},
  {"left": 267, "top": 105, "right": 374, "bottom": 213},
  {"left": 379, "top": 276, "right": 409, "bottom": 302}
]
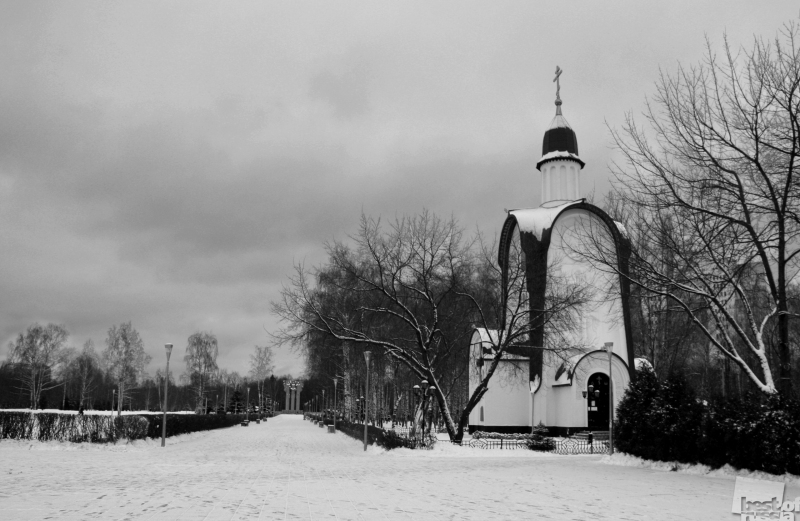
[{"left": 553, "top": 66, "right": 563, "bottom": 114}]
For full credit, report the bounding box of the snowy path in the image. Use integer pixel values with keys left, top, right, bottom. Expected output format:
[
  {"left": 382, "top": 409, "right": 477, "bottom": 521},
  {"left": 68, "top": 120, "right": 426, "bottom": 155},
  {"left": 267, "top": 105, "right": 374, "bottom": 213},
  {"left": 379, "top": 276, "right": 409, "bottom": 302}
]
[{"left": 0, "top": 414, "right": 787, "bottom": 520}]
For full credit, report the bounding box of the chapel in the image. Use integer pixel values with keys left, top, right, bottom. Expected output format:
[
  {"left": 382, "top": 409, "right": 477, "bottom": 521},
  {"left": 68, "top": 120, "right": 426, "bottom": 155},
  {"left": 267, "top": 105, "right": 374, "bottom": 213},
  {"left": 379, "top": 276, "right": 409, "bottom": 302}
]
[{"left": 468, "top": 69, "right": 642, "bottom": 436}]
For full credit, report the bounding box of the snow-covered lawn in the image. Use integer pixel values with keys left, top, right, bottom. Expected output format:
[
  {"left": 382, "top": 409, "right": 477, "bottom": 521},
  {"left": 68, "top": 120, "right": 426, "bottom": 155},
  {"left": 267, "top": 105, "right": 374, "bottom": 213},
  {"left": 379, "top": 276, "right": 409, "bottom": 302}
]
[{"left": 1, "top": 414, "right": 795, "bottom": 520}]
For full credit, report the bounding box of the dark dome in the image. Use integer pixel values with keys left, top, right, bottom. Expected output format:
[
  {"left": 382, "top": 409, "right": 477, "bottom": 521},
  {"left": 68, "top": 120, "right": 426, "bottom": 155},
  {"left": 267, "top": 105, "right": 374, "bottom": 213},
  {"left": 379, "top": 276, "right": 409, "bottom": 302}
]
[{"left": 542, "top": 114, "right": 579, "bottom": 156}]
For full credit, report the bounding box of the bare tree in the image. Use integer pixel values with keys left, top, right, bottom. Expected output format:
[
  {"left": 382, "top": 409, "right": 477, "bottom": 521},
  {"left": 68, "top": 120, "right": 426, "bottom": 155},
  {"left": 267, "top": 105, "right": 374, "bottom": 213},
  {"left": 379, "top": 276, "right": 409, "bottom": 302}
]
[
  {"left": 249, "top": 345, "right": 274, "bottom": 414},
  {"left": 184, "top": 332, "right": 219, "bottom": 412},
  {"left": 272, "top": 211, "right": 589, "bottom": 441},
  {"left": 72, "top": 340, "right": 100, "bottom": 408},
  {"left": 599, "top": 25, "right": 800, "bottom": 395},
  {"left": 7, "top": 323, "right": 69, "bottom": 409},
  {"left": 104, "top": 322, "right": 151, "bottom": 416}
]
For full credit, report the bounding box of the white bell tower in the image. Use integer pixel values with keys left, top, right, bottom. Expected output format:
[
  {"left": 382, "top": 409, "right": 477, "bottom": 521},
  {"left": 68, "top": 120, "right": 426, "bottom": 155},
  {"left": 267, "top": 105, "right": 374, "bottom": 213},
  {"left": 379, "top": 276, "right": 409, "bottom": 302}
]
[{"left": 536, "top": 66, "right": 585, "bottom": 205}]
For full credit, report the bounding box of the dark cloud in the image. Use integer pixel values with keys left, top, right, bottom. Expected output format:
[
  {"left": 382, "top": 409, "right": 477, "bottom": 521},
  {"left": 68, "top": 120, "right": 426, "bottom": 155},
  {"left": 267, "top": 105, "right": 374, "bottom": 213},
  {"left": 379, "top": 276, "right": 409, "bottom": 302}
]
[{"left": 0, "top": 1, "right": 796, "bottom": 377}]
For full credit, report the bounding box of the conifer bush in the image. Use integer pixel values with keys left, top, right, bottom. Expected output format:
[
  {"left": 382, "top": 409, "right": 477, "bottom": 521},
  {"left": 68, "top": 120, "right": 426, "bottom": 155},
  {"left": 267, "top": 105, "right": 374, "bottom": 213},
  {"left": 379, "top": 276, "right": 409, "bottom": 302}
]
[{"left": 615, "top": 367, "right": 800, "bottom": 474}]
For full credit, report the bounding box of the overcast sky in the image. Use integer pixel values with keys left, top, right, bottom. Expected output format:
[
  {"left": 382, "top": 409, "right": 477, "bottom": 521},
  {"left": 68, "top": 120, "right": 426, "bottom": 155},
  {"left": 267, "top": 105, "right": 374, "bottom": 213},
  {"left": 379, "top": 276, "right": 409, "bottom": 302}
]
[{"left": 1, "top": 1, "right": 797, "bottom": 378}]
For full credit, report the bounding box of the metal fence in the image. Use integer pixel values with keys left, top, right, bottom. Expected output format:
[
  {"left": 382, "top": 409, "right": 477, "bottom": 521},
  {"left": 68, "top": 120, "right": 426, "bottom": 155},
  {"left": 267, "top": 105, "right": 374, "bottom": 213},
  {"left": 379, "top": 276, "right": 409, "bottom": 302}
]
[
  {"left": 451, "top": 438, "right": 530, "bottom": 450},
  {"left": 551, "top": 438, "right": 609, "bottom": 455},
  {"left": 448, "top": 436, "right": 609, "bottom": 455}
]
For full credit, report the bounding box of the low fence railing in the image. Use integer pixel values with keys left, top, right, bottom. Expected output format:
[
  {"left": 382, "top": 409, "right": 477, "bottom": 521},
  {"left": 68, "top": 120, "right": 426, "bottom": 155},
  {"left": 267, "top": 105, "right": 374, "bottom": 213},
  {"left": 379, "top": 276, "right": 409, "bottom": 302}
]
[
  {"left": 312, "top": 417, "right": 609, "bottom": 455},
  {"left": 451, "top": 438, "right": 530, "bottom": 450},
  {"left": 550, "top": 438, "right": 609, "bottom": 455}
]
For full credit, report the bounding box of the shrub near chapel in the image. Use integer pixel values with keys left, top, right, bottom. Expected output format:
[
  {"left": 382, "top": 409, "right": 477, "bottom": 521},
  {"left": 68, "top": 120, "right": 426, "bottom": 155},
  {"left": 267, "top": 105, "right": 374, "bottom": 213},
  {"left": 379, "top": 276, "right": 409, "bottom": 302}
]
[{"left": 615, "top": 368, "right": 800, "bottom": 475}]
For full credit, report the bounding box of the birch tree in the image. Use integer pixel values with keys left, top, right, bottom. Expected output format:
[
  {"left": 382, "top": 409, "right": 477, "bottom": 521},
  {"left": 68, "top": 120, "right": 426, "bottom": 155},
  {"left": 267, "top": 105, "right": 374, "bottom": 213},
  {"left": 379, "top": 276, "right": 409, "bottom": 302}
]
[
  {"left": 249, "top": 345, "right": 274, "bottom": 413},
  {"left": 184, "top": 332, "right": 219, "bottom": 411},
  {"left": 104, "top": 322, "right": 151, "bottom": 416},
  {"left": 7, "top": 323, "right": 69, "bottom": 408}
]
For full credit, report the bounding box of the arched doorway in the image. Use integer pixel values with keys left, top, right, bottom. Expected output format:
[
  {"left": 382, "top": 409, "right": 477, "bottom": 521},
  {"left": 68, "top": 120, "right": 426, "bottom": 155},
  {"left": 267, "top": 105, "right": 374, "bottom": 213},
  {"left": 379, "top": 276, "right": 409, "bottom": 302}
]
[{"left": 587, "top": 373, "right": 610, "bottom": 430}]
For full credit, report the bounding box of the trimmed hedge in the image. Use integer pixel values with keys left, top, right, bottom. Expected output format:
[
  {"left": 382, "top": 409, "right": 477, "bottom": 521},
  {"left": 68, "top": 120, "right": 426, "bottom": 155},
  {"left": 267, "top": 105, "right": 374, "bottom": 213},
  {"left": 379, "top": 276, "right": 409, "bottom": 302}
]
[
  {"left": 0, "top": 412, "right": 148, "bottom": 443},
  {"left": 140, "top": 413, "right": 248, "bottom": 439},
  {"left": 332, "top": 420, "right": 437, "bottom": 450},
  {"left": 615, "top": 368, "right": 800, "bottom": 475},
  {"left": 0, "top": 411, "right": 249, "bottom": 443}
]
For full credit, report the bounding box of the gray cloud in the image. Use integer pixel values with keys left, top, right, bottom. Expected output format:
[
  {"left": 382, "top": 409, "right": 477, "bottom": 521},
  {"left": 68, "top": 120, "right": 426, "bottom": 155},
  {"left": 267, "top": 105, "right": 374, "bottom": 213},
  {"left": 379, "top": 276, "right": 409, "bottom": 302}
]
[{"left": 1, "top": 1, "right": 796, "bottom": 377}]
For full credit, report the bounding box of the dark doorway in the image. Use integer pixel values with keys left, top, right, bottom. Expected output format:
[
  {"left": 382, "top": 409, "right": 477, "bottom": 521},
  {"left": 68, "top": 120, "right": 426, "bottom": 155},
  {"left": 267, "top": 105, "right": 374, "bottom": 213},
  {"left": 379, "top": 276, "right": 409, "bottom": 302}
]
[{"left": 587, "top": 373, "right": 609, "bottom": 430}]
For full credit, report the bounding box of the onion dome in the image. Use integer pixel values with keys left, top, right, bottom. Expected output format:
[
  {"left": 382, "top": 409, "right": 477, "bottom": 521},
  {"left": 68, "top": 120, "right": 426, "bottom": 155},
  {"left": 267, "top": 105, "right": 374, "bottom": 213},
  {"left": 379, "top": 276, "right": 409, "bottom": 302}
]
[{"left": 536, "top": 96, "right": 584, "bottom": 170}]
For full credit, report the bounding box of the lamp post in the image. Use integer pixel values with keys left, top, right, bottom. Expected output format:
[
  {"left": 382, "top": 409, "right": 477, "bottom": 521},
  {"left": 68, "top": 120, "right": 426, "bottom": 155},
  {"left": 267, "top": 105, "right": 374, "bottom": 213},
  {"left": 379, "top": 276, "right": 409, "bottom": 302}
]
[
  {"left": 332, "top": 377, "right": 338, "bottom": 431},
  {"left": 245, "top": 381, "right": 251, "bottom": 422},
  {"left": 161, "top": 343, "right": 173, "bottom": 447},
  {"left": 605, "top": 342, "right": 614, "bottom": 455},
  {"left": 363, "top": 351, "right": 371, "bottom": 451}
]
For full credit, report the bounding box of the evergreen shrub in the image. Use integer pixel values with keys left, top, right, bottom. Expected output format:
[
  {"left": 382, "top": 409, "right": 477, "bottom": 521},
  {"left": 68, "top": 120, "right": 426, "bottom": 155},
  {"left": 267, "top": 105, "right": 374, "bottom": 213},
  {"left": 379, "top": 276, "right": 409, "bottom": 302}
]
[{"left": 615, "top": 367, "right": 800, "bottom": 474}]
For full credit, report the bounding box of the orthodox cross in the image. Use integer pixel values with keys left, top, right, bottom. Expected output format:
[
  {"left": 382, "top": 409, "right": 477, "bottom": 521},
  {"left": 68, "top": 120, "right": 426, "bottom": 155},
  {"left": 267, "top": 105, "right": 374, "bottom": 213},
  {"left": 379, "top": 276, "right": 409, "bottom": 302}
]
[{"left": 553, "top": 66, "right": 562, "bottom": 102}]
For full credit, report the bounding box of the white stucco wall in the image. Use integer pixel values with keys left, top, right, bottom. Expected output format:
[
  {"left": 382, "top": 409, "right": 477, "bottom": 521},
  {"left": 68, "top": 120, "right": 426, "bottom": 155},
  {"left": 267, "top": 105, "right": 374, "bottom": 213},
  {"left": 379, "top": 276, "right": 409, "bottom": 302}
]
[
  {"left": 546, "top": 209, "right": 629, "bottom": 365},
  {"left": 468, "top": 330, "right": 531, "bottom": 428}
]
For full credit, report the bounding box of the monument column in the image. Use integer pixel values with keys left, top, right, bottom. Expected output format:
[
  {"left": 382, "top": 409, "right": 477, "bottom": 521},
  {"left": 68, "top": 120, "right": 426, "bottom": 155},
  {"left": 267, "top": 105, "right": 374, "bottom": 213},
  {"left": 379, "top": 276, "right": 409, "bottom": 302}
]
[
  {"left": 296, "top": 383, "right": 304, "bottom": 411},
  {"left": 284, "top": 381, "right": 290, "bottom": 412}
]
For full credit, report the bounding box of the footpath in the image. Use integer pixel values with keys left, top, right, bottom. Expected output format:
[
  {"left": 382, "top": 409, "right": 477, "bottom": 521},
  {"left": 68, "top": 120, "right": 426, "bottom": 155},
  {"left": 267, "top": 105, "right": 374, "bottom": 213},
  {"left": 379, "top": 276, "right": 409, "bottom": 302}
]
[{"left": 0, "top": 414, "right": 771, "bottom": 520}]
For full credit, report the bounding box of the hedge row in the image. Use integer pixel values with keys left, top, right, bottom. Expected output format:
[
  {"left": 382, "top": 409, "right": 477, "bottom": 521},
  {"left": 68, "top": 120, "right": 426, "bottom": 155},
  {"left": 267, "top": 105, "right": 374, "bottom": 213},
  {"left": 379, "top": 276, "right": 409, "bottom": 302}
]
[
  {"left": 0, "top": 411, "right": 251, "bottom": 443},
  {"left": 140, "top": 413, "right": 250, "bottom": 439},
  {"left": 0, "top": 412, "right": 149, "bottom": 443},
  {"left": 615, "top": 368, "right": 800, "bottom": 475},
  {"left": 320, "top": 418, "right": 437, "bottom": 449}
]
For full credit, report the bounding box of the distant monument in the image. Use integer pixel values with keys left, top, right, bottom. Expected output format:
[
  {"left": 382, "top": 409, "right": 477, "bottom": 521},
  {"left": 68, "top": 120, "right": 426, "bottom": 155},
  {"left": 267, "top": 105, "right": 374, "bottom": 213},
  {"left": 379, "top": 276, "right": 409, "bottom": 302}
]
[{"left": 283, "top": 380, "right": 303, "bottom": 413}]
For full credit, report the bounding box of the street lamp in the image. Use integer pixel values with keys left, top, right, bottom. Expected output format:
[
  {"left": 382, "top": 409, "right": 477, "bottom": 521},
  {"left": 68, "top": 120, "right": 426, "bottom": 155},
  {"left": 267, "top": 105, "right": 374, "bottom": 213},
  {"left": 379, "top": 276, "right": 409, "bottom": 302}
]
[
  {"left": 363, "top": 351, "right": 371, "bottom": 451},
  {"left": 605, "top": 342, "right": 614, "bottom": 455},
  {"left": 581, "top": 384, "right": 601, "bottom": 400},
  {"left": 332, "top": 377, "right": 338, "bottom": 431},
  {"left": 161, "top": 343, "right": 173, "bottom": 447}
]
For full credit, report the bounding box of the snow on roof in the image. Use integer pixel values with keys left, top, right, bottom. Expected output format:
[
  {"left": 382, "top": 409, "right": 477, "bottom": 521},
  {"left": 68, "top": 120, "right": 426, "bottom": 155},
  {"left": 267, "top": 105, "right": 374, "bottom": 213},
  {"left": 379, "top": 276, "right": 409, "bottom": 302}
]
[
  {"left": 536, "top": 150, "right": 585, "bottom": 170},
  {"left": 634, "top": 358, "right": 653, "bottom": 372},
  {"left": 509, "top": 200, "right": 583, "bottom": 241},
  {"left": 613, "top": 220, "right": 629, "bottom": 238}
]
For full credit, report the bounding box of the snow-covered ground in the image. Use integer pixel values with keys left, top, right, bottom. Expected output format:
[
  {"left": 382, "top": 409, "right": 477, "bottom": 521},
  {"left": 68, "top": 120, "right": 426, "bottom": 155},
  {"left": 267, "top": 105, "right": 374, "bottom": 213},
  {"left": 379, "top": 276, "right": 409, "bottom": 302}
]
[{"left": 1, "top": 414, "right": 796, "bottom": 520}]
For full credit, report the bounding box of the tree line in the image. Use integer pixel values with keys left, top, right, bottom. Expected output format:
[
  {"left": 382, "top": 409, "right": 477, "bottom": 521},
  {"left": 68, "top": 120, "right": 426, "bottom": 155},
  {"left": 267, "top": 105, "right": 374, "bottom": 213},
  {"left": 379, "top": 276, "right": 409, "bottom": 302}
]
[{"left": 1, "top": 322, "right": 287, "bottom": 414}]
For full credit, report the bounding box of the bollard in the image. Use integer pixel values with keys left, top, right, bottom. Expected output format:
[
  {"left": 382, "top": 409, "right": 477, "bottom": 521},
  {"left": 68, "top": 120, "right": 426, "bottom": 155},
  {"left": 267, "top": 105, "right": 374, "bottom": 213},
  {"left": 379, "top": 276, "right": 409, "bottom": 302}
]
[
  {"left": 327, "top": 425, "right": 335, "bottom": 433},
  {"left": 318, "top": 421, "right": 324, "bottom": 428}
]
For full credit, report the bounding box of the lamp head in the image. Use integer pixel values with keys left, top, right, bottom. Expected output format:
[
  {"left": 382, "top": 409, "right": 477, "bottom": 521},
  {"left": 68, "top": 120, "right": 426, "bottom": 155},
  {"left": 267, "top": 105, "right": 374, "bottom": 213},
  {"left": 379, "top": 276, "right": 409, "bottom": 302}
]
[
  {"left": 165, "top": 343, "right": 173, "bottom": 360},
  {"left": 364, "top": 351, "right": 371, "bottom": 364},
  {"left": 604, "top": 342, "right": 613, "bottom": 353}
]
